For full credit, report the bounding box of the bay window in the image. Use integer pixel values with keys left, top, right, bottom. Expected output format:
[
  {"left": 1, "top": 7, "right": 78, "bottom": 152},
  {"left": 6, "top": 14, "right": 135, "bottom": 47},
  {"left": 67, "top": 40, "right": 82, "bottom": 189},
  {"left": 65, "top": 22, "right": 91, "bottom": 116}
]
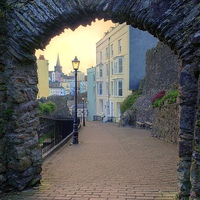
[
  {"left": 111, "top": 79, "right": 123, "bottom": 97},
  {"left": 97, "top": 82, "right": 103, "bottom": 95},
  {"left": 113, "top": 57, "right": 123, "bottom": 74}
]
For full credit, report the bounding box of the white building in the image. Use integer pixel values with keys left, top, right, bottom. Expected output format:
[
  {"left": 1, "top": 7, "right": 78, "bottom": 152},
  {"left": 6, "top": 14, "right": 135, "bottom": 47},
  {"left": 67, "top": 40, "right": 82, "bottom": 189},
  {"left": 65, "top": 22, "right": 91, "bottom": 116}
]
[{"left": 95, "top": 23, "right": 158, "bottom": 122}]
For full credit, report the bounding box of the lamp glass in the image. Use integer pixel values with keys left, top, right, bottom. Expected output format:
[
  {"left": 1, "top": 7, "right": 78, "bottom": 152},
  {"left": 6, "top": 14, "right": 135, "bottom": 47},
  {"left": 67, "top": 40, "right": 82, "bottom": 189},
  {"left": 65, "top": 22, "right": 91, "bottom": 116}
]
[{"left": 72, "top": 56, "right": 80, "bottom": 70}]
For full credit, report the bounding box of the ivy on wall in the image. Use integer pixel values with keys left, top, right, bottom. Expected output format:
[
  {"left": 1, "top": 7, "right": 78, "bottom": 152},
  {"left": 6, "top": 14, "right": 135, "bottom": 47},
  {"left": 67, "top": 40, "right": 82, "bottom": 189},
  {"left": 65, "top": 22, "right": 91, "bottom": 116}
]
[
  {"left": 120, "top": 91, "right": 142, "bottom": 115},
  {"left": 152, "top": 90, "right": 178, "bottom": 108}
]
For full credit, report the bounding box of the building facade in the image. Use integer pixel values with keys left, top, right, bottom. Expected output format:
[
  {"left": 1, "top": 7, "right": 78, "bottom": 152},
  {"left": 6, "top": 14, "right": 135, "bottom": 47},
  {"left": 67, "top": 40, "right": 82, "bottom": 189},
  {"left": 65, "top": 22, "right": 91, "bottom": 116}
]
[
  {"left": 37, "top": 55, "right": 49, "bottom": 98},
  {"left": 95, "top": 23, "right": 158, "bottom": 122},
  {"left": 68, "top": 71, "right": 87, "bottom": 94},
  {"left": 87, "top": 67, "right": 96, "bottom": 121}
]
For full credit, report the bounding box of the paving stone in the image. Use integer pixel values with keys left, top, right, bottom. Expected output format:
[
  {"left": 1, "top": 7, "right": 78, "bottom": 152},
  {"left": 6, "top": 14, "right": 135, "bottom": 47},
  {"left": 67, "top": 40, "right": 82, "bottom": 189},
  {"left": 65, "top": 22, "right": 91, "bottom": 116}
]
[{"left": 0, "top": 121, "right": 178, "bottom": 200}]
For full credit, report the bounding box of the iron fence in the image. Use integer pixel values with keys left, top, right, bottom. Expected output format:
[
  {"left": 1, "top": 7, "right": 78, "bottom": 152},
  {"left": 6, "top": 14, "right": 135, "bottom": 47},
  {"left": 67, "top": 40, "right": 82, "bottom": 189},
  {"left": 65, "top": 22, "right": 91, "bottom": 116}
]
[
  {"left": 93, "top": 115, "right": 103, "bottom": 121},
  {"left": 39, "top": 117, "right": 80, "bottom": 154}
]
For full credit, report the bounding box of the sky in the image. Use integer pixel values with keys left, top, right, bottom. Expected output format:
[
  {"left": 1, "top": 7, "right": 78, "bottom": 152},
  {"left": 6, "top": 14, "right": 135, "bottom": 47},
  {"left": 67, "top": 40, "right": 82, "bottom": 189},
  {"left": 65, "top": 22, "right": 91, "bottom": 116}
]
[{"left": 35, "top": 19, "right": 114, "bottom": 75}]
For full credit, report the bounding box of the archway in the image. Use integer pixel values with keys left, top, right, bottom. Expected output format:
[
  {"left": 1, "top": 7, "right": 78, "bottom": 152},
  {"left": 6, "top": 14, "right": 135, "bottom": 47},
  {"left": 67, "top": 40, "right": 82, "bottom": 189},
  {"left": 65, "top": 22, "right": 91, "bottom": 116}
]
[{"left": 1, "top": 0, "right": 200, "bottom": 198}]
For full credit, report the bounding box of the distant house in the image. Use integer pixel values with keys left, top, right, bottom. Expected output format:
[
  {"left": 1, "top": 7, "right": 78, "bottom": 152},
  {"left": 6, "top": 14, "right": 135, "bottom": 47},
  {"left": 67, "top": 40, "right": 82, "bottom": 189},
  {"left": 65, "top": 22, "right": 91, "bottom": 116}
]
[
  {"left": 87, "top": 67, "right": 96, "bottom": 121},
  {"left": 37, "top": 55, "right": 49, "bottom": 98},
  {"left": 69, "top": 103, "right": 88, "bottom": 119}
]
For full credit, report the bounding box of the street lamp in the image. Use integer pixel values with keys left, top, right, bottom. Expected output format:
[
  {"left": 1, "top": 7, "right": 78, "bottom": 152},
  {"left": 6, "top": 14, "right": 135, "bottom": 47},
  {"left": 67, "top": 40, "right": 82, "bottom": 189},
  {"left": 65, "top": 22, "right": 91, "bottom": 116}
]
[
  {"left": 72, "top": 56, "right": 80, "bottom": 144},
  {"left": 82, "top": 97, "right": 85, "bottom": 126}
]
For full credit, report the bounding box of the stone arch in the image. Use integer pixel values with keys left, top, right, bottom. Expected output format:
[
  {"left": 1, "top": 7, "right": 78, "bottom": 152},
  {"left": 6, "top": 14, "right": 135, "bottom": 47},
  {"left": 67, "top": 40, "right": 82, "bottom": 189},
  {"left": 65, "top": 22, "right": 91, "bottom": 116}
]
[{"left": 1, "top": 0, "right": 200, "bottom": 198}]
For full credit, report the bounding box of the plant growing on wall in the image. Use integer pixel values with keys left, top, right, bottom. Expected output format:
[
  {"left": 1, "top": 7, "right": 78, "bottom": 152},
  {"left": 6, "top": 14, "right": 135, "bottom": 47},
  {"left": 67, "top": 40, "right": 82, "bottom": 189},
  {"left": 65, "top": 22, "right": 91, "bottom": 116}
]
[
  {"left": 152, "top": 91, "right": 166, "bottom": 104},
  {"left": 120, "top": 91, "right": 141, "bottom": 114},
  {"left": 39, "top": 101, "right": 57, "bottom": 116},
  {"left": 152, "top": 90, "right": 178, "bottom": 108}
]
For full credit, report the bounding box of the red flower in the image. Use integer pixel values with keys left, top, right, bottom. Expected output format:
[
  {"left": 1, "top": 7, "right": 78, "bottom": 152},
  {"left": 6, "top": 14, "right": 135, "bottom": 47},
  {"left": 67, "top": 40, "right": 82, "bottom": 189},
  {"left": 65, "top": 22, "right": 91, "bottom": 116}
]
[{"left": 152, "top": 91, "right": 166, "bottom": 104}]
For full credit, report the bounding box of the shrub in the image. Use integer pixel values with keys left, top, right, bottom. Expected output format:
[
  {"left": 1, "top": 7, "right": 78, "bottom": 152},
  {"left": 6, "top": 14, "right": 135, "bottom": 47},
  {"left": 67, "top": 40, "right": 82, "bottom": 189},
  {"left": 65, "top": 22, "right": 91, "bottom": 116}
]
[
  {"left": 120, "top": 91, "right": 141, "bottom": 114},
  {"left": 152, "top": 90, "right": 178, "bottom": 108},
  {"left": 39, "top": 101, "right": 57, "bottom": 116}
]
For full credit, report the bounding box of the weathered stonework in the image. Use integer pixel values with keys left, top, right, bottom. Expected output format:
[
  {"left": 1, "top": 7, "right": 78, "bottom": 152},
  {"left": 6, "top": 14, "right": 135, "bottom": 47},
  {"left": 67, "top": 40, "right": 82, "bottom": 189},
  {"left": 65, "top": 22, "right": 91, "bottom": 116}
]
[
  {"left": 152, "top": 104, "right": 179, "bottom": 143},
  {"left": 1, "top": 0, "right": 200, "bottom": 199},
  {"left": 133, "top": 41, "right": 180, "bottom": 123}
]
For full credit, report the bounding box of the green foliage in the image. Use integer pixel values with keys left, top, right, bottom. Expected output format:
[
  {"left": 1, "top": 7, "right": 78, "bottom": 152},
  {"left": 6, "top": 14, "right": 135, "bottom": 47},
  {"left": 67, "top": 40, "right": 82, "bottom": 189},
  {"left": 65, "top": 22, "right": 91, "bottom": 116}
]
[
  {"left": 39, "top": 101, "right": 57, "bottom": 116},
  {"left": 38, "top": 130, "right": 54, "bottom": 145},
  {"left": 120, "top": 91, "right": 141, "bottom": 114},
  {"left": 152, "top": 90, "right": 178, "bottom": 108}
]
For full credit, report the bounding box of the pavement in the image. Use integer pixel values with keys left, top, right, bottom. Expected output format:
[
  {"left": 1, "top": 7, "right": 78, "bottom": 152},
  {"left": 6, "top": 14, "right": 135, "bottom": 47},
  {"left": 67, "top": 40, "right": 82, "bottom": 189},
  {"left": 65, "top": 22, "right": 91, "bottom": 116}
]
[{"left": 0, "top": 121, "right": 178, "bottom": 200}]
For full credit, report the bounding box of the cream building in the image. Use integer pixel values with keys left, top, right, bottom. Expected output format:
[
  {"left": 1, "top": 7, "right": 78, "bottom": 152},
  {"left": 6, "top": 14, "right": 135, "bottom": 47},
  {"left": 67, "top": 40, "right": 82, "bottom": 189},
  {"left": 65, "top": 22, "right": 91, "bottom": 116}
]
[
  {"left": 37, "top": 55, "right": 49, "bottom": 98},
  {"left": 95, "top": 23, "right": 158, "bottom": 122},
  {"left": 68, "top": 71, "right": 85, "bottom": 82}
]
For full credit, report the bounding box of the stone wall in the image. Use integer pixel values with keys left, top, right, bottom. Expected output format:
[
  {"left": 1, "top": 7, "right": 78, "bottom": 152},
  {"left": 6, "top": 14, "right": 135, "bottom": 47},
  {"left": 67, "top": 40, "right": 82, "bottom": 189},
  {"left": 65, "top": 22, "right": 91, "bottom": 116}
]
[
  {"left": 45, "top": 96, "right": 71, "bottom": 118},
  {"left": 0, "top": 0, "right": 9, "bottom": 191},
  {"left": 1, "top": 0, "right": 200, "bottom": 198},
  {"left": 152, "top": 104, "right": 179, "bottom": 143},
  {"left": 132, "top": 41, "right": 181, "bottom": 123}
]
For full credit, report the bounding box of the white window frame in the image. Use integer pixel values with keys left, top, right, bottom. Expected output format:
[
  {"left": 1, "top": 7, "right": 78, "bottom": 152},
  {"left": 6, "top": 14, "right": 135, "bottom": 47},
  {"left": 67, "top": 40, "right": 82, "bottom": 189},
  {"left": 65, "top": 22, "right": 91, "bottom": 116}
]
[
  {"left": 118, "top": 39, "right": 122, "bottom": 53},
  {"left": 111, "top": 61, "right": 114, "bottom": 75},
  {"left": 100, "top": 51, "right": 102, "bottom": 62},
  {"left": 106, "top": 82, "right": 108, "bottom": 96},
  {"left": 113, "top": 57, "right": 123, "bottom": 74},
  {"left": 97, "top": 64, "right": 103, "bottom": 78},
  {"left": 111, "top": 81, "right": 113, "bottom": 96},
  {"left": 106, "top": 64, "right": 108, "bottom": 77},
  {"left": 97, "top": 82, "right": 103, "bottom": 95},
  {"left": 111, "top": 44, "right": 114, "bottom": 56},
  {"left": 111, "top": 79, "right": 123, "bottom": 97},
  {"left": 106, "top": 47, "right": 109, "bottom": 59},
  {"left": 99, "top": 66, "right": 103, "bottom": 77}
]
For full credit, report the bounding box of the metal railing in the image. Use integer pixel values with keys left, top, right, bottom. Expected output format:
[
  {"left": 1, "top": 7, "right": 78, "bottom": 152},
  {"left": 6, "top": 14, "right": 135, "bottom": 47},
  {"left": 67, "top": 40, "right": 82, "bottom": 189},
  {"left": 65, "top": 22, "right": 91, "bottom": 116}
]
[
  {"left": 107, "top": 116, "right": 116, "bottom": 123},
  {"left": 39, "top": 117, "right": 80, "bottom": 155},
  {"left": 93, "top": 115, "right": 119, "bottom": 123}
]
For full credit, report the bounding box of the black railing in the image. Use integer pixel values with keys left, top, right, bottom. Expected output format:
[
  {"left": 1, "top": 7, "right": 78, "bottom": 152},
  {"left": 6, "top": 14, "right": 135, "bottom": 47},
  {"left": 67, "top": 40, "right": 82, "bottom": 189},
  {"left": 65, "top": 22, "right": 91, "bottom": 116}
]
[
  {"left": 107, "top": 116, "right": 116, "bottom": 123},
  {"left": 39, "top": 117, "right": 80, "bottom": 155},
  {"left": 93, "top": 115, "right": 119, "bottom": 123},
  {"left": 93, "top": 115, "right": 103, "bottom": 121}
]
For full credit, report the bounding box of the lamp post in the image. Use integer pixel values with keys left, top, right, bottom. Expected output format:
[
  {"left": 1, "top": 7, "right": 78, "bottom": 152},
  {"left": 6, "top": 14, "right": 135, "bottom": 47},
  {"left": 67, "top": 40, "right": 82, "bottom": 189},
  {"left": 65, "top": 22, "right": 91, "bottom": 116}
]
[
  {"left": 82, "top": 97, "right": 85, "bottom": 126},
  {"left": 72, "top": 56, "right": 80, "bottom": 144}
]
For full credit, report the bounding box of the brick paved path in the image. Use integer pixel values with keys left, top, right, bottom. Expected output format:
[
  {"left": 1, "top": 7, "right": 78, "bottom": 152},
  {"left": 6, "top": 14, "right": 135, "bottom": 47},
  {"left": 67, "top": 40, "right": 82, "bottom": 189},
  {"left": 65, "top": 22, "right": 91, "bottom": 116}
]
[{"left": 1, "top": 121, "right": 178, "bottom": 200}]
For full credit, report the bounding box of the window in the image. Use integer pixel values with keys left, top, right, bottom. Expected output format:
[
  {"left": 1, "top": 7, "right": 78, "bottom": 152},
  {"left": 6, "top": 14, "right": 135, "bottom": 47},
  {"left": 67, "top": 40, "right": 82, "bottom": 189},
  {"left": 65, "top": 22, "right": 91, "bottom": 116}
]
[
  {"left": 106, "top": 47, "right": 109, "bottom": 59},
  {"left": 99, "top": 66, "right": 103, "bottom": 77},
  {"left": 106, "top": 64, "right": 108, "bottom": 76},
  {"left": 106, "top": 82, "right": 108, "bottom": 95},
  {"left": 111, "top": 79, "right": 123, "bottom": 97},
  {"left": 118, "top": 39, "right": 122, "bottom": 53},
  {"left": 111, "top": 81, "right": 113, "bottom": 96},
  {"left": 118, "top": 80, "right": 123, "bottom": 96},
  {"left": 97, "top": 65, "right": 103, "bottom": 78},
  {"left": 114, "top": 81, "right": 117, "bottom": 96},
  {"left": 118, "top": 57, "right": 123, "bottom": 73},
  {"left": 97, "top": 82, "right": 103, "bottom": 95},
  {"left": 111, "top": 62, "right": 114, "bottom": 75},
  {"left": 114, "top": 60, "right": 118, "bottom": 74},
  {"left": 100, "top": 51, "right": 102, "bottom": 62},
  {"left": 113, "top": 57, "right": 123, "bottom": 74},
  {"left": 111, "top": 44, "right": 114, "bottom": 56}
]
